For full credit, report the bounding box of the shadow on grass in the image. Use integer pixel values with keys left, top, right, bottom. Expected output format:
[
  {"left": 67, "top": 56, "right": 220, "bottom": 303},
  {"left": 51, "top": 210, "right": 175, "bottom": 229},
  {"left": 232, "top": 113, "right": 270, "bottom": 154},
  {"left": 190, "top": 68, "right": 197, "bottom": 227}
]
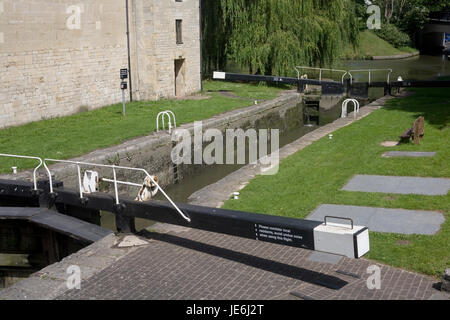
[
  {"left": 383, "top": 88, "right": 450, "bottom": 130},
  {"left": 139, "top": 230, "right": 348, "bottom": 290}
]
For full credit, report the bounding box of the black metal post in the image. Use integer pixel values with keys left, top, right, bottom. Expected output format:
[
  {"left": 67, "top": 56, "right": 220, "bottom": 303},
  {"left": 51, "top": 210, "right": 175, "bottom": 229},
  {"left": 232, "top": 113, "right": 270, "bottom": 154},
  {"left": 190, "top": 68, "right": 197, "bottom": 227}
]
[
  {"left": 126, "top": 0, "right": 133, "bottom": 101},
  {"left": 297, "top": 80, "right": 304, "bottom": 93}
]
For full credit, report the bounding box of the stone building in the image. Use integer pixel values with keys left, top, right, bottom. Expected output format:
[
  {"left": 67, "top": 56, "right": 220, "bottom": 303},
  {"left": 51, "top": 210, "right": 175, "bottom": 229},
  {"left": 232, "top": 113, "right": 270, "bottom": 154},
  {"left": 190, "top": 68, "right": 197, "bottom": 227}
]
[{"left": 0, "top": 0, "right": 201, "bottom": 128}]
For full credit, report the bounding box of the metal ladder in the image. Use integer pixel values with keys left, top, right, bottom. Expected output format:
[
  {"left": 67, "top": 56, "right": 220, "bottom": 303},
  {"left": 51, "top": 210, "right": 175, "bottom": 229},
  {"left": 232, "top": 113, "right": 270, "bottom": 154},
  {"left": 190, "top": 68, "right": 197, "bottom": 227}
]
[
  {"left": 341, "top": 99, "right": 360, "bottom": 119},
  {"left": 156, "top": 110, "right": 177, "bottom": 134},
  {"left": 303, "top": 98, "right": 320, "bottom": 126}
]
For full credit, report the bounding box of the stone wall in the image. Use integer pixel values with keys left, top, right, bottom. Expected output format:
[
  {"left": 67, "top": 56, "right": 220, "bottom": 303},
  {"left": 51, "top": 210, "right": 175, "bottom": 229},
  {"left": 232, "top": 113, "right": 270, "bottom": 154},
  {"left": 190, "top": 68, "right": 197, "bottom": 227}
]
[
  {"left": 0, "top": 0, "right": 201, "bottom": 128},
  {"left": 131, "top": 0, "right": 201, "bottom": 101}
]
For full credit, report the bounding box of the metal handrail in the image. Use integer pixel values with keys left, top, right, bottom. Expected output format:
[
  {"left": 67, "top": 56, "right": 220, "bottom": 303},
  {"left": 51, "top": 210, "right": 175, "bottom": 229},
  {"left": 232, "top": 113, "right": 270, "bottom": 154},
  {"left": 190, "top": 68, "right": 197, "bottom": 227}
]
[
  {"left": 43, "top": 158, "right": 191, "bottom": 223},
  {"left": 324, "top": 216, "right": 354, "bottom": 230},
  {"left": 0, "top": 153, "right": 52, "bottom": 190},
  {"left": 157, "top": 110, "right": 177, "bottom": 134},
  {"left": 341, "top": 99, "right": 360, "bottom": 119},
  {"left": 294, "top": 66, "right": 348, "bottom": 84},
  {"left": 348, "top": 69, "right": 393, "bottom": 85},
  {"left": 294, "top": 66, "right": 394, "bottom": 85}
]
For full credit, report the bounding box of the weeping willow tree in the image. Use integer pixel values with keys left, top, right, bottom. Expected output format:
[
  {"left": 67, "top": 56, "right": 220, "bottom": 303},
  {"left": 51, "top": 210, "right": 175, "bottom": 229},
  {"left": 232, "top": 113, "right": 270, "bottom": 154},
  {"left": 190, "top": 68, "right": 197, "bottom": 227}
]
[{"left": 202, "top": 0, "right": 359, "bottom": 77}]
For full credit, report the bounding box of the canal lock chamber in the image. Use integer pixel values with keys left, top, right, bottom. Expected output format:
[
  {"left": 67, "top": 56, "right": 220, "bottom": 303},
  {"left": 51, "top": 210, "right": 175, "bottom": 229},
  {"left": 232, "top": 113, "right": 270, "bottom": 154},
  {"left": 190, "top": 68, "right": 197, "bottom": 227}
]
[
  {"left": 99, "top": 92, "right": 364, "bottom": 231},
  {"left": 0, "top": 91, "right": 371, "bottom": 288}
]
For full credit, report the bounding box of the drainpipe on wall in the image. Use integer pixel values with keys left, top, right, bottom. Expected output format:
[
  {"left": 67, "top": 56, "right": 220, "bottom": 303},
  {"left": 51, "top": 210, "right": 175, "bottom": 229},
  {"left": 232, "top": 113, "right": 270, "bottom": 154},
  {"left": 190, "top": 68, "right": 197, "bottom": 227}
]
[
  {"left": 199, "top": 0, "right": 203, "bottom": 91},
  {"left": 126, "top": 0, "right": 133, "bottom": 101}
]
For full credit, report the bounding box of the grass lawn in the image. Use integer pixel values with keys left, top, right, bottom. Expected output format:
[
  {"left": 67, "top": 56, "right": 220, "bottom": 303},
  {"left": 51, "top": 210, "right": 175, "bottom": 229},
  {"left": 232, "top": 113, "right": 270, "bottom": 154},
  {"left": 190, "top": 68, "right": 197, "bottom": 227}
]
[
  {"left": 0, "top": 81, "right": 287, "bottom": 173},
  {"left": 342, "top": 30, "right": 419, "bottom": 59},
  {"left": 222, "top": 87, "right": 450, "bottom": 278}
]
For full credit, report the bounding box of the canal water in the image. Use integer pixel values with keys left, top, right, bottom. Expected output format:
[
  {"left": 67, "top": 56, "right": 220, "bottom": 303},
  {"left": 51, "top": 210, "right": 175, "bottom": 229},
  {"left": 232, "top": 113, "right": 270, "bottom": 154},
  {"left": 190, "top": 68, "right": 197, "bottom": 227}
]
[
  {"left": 337, "top": 55, "right": 450, "bottom": 81},
  {"left": 228, "top": 55, "right": 450, "bottom": 82}
]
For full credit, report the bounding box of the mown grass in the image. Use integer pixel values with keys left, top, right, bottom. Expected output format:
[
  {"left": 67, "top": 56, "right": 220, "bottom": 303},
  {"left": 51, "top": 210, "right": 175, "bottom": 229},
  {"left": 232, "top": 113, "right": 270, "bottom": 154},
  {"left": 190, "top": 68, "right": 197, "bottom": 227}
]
[
  {"left": 223, "top": 87, "right": 450, "bottom": 278},
  {"left": 342, "top": 30, "right": 418, "bottom": 60},
  {"left": 0, "top": 81, "right": 287, "bottom": 173}
]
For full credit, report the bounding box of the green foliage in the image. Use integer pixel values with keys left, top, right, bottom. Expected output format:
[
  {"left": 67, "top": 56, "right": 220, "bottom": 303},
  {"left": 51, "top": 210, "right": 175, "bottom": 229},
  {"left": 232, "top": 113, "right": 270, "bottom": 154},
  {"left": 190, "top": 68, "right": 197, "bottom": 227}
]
[
  {"left": 202, "top": 0, "right": 228, "bottom": 78},
  {"left": 202, "top": 0, "right": 359, "bottom": 77},
  {"left": 341, "top": 30, "right": 418, "bottom": 59},
  {"left": 375, "top": 23, "right": 412, "bottom": 48},
  {"left": 354, "top": 0, "right": 370, "bottom": 31},
  {"left": 397, "top": 5, "right": 429, "bottom": 43},
  {"left": 419, "top": 0, "right": 450, "bottom": 11},
  {"left": 366, "top": 0, "right": 450, "bottom": 44}
]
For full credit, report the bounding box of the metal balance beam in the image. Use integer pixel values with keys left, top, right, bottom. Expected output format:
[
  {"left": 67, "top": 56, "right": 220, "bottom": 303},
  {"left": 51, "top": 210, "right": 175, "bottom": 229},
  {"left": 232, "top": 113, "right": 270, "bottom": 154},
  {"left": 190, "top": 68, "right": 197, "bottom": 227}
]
[
  {"left": 213, "top": 71, "right": 450, "bottom": 90},
  {"left": 1, "top": 157, "right": 370, "bottom": 260}
]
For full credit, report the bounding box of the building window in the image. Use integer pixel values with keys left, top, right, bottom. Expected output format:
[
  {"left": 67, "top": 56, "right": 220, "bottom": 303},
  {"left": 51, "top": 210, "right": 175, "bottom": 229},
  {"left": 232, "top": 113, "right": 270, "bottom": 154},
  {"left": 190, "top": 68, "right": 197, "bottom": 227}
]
[{"left": 176, "top": 20, "right": 183, "bottom": 44}]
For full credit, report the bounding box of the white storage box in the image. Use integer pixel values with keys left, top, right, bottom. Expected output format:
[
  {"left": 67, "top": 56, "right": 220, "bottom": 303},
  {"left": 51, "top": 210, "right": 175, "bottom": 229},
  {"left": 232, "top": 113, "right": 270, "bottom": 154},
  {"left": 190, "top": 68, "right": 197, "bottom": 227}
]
[{"left": 313, "top": 219, "right": 370, "bottom": 259}]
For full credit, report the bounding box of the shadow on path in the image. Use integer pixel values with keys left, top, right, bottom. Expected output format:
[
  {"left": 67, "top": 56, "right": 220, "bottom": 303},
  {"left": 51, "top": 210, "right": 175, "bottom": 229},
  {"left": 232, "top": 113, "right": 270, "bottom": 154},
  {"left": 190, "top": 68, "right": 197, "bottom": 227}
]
[{"left": 139, "top": 230, "right": 349, "bottom": 290}]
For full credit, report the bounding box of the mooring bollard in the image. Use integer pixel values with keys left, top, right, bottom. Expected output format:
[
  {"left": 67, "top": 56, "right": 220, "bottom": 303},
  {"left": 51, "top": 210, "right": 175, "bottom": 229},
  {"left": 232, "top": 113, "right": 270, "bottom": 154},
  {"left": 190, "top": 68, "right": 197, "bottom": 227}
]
[{"left": 442, "top": 269, "right": 450, "bottom": 292}]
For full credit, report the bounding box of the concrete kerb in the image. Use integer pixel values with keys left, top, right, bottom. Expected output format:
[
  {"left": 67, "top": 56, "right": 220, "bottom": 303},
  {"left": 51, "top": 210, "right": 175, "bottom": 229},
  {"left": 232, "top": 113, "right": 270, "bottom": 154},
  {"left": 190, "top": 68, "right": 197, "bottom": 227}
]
[{"left": 371, "top": 52, "right": 420, "bottom": 60}]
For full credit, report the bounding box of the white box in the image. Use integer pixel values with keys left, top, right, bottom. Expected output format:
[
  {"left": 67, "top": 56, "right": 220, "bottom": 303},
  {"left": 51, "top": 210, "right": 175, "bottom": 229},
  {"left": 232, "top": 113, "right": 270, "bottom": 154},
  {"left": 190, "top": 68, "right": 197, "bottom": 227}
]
[
  {"left": 213, "top": 71, "right": 226, "bottom": 79},
  {"left": 313, "top": 222, "right": 370, "bottom": 258}
]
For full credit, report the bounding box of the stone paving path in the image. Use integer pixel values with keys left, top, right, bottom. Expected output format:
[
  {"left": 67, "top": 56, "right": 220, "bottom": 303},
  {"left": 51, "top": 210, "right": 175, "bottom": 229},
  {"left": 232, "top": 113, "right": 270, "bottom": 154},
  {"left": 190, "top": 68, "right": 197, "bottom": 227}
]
[
  {"left": 382, "top": 151, "right": 437, "bottom": 158},
  {"left": 1, "top": 223, "right": 446, "bottom": 300},
  {"left": 307, "top": 204, "right": 445, "bottom": 235},
  {"left": 52, "top": 225, "right": 445, "bottom": 300}
]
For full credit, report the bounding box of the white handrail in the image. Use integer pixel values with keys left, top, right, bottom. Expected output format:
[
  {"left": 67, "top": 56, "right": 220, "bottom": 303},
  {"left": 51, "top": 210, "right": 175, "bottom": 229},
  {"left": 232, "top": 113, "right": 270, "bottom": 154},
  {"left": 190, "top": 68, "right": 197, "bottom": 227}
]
[
  {"left": 348, "top": 69, "right": 393, "bottom": 85},
  {"left": 294, "top": 66, "right": 348, "bottom": 84},
  {"left": 43, "top": 158, "right": 191, "bottom": 223},
  {"left": 294, "top": 66, "right": 393, "bottom": 85},
  {"left": 157, "top": 110, "right": 177, "bottom": 134},
  {"left": 0, "top": 153, "right": 52, "bottom": 191},
  {"left": 341, "top": 99, "right": 360, "bottom": 119}
]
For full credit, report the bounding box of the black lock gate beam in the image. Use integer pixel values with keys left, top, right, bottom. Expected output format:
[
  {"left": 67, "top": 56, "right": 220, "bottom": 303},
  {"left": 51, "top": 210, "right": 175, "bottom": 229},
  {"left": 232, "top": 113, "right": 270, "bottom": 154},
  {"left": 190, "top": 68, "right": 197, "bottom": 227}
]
[{"left": 0, "top": 179, "right": 370, "bottom": 259}]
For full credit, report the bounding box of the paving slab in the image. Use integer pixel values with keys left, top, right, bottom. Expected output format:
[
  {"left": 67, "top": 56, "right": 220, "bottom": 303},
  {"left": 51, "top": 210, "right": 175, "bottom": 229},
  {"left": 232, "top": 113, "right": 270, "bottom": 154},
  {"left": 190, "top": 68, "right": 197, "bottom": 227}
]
[
  {"left": 342, "top": 175, "right": 450, "bottom": 196},
  {"left": 1, "top": 224, "right": 446, "bottom": 300},
  {"left": 382, "top": 151, "right": 436, "bottom": 158},
  {"left": 306, "top": 204, "right": 445, "bottom": 235},
  {"left": 307, "top": 252, "right": 342, "bottom": 265}
]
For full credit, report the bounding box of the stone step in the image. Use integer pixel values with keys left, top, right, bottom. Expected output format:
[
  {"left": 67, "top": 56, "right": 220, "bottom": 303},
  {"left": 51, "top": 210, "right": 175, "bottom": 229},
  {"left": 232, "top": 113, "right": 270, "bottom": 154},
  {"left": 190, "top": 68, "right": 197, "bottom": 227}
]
[{"left": 342, "top": 175, "right": 450, "bottom": 196}]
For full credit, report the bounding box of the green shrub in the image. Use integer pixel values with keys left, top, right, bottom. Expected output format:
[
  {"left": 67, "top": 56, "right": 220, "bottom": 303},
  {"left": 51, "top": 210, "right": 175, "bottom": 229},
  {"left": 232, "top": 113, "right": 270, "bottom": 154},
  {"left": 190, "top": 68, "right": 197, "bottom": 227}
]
[{"left": 375, "top": 23, "right": 411, "bottom": 48}]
